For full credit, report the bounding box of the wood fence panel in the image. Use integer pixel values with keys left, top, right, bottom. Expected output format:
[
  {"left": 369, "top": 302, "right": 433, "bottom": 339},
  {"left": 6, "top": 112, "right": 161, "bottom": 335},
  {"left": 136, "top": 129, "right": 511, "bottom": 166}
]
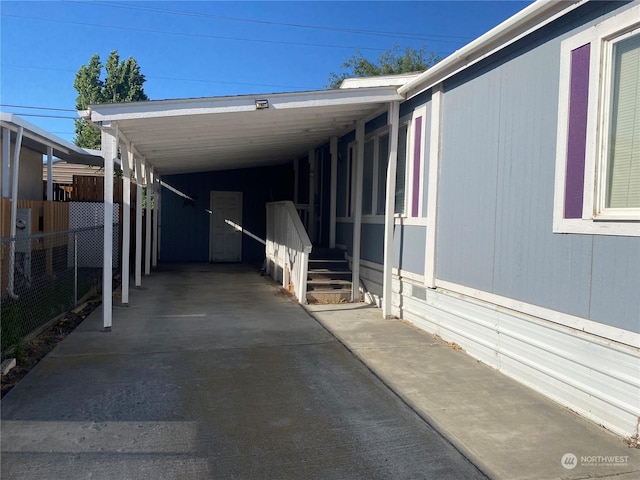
[{"left": 73, "top": 175, "right": 129, "bottom": 203}]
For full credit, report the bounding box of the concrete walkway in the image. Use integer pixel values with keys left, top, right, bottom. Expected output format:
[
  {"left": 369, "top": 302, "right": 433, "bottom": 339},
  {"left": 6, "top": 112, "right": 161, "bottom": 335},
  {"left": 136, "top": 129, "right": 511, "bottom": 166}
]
[
  {"left": 305, "top": 303, "right": 640, "bottom": 480},
  {"left": 1, "top": 264, "right": 485, "bottom": 480}
]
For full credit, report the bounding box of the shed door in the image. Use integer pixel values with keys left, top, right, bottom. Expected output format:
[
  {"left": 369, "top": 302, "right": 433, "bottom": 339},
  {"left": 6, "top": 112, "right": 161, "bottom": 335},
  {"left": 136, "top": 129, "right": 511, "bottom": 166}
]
[{"left": 209, "top": 191, "right": 242, "bottom": 262}]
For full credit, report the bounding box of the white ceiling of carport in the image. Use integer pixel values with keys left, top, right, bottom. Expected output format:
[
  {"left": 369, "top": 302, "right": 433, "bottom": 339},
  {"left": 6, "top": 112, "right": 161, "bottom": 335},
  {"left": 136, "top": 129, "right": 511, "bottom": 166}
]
[{"left": 85, "top": 87, "right": 403, "bottom": 176}]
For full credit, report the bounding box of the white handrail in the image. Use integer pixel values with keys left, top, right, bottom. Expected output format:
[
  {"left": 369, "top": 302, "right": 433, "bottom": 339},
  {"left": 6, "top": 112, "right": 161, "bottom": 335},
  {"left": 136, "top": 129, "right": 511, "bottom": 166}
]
[{"left": 265, "top": 201, "right": 312, "bottom": 304}]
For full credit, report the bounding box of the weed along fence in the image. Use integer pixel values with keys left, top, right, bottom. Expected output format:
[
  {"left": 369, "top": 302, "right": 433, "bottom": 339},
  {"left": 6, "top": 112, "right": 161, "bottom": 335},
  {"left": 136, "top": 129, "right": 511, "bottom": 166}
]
[{"left": 1, "top": 196, "right": 121, "bottom": 356}]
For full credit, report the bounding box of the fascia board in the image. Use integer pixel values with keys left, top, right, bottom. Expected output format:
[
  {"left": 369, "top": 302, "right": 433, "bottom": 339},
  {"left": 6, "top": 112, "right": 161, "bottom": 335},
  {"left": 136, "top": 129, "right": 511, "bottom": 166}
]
[
  {"left": 0, "top": 112, "right": 103, "bottom": 165},
  {"left": 399, "top": 0, "right": 586, "bottom": 98},
  {"left": 85, "top": 87, "right": 403, "bottom": 122}
]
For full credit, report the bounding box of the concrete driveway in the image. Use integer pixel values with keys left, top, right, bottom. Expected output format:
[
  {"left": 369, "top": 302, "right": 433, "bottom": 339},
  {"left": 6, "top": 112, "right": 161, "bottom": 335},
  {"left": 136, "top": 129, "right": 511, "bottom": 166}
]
[{"left": 1, "top": 264, "right": 486, "bottom": 480}]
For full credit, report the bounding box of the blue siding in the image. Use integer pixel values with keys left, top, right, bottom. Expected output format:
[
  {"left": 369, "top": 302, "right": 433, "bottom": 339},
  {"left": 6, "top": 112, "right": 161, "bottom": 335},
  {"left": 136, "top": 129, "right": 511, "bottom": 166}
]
[
  {"left": 590, "top": 236, "right": 640, "bottom": 332},
  {"left": 360, "top": 223, "right": 384, "bottom": 265},
  {"left": 434, "top": 1, "right": 640, "bottom": 332},
  {"left": 437, "top": 66, "right": 500, "bottom": 293},
  {"left": 366, "top": 112, "right": 387, "bottom": 134},
  {"left": 336, "top": 221, "right": 353, "bottom": 255},
  {"left": 161, "top": 164, "right": 293, "bottom": 263},
  {"left": 393, "top": 225, "right": 425, "bottom": 275}
]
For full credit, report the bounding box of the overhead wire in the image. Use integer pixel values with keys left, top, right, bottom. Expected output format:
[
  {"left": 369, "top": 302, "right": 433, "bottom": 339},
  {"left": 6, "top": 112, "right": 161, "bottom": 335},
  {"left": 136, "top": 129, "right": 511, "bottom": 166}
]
[
  {"left": 3, "top": 13, "right": 413, "bottom": 53},
  {"left": 71, "top": 0, "right": 473, "bottom": 44}
]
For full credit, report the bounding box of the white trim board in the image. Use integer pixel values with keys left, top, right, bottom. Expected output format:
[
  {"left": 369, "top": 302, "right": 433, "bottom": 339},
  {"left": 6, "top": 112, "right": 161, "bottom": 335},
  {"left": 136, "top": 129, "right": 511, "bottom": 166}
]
[
  {"left": 392, "top": 276, "right": 640, "bottom": 438},
  {"left": 435, "top": 279, "right": 640, "bottom": 349}
]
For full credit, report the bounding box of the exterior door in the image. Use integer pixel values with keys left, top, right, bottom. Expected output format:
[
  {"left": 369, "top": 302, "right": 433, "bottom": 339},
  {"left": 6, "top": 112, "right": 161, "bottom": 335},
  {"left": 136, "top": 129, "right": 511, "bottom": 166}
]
[{"left": 209, "top": 191, "right": 242, "bottom": 262}]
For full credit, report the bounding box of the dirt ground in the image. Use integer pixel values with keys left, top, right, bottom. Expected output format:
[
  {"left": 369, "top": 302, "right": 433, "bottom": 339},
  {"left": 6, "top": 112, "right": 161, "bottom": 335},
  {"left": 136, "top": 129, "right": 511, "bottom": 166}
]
[{"left": 1, "top": 299, "right": 101, "bottom": 398}]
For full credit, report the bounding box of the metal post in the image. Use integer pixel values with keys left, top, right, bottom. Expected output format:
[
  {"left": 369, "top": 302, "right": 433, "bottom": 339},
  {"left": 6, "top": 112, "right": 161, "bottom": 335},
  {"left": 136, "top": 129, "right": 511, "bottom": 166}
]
[
  {"left": 329, "top": 136, "right": 338, "bottom": 249},
  {"left": 383, "top": 101, "right": 400, "bottom": 318},
  {"left": 46, "top": 146, "right": 53, "bottom": 201},
  {"left": 135, "top": 157, "right": 143, "bottom": 287},
  {"left": 74, "top": 232, "right": 78, "bottom": 306},
  {"left": 2, "top": 127, "right": 10, "bottom": 197},
  {"left": 8, "top": 126, "right": 24, "bottom": 299},
  {"left": 145, "top": 167, "right": 152, "bottom": 275},
  {"left": 121, "top": 145, "right": 132, "bottom": 304},
  {"left": 351, "top": 120, "right": 364, "bottom": 302},
  {"left": 101, "top": 126, "right": 116, "bottom": 331}
]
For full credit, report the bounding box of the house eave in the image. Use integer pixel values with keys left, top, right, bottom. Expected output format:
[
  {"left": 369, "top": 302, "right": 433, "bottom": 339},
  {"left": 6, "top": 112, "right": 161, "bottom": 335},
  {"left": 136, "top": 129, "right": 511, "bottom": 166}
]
[{"left": 398, "top": 0, "right": 587, "bottom": 98}]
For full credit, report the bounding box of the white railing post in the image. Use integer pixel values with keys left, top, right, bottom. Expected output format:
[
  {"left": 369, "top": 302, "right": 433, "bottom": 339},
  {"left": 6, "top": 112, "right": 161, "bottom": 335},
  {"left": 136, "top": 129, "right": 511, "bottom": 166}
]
[{"left": 264, "top": 200, "right": 312, "bottom": 304}]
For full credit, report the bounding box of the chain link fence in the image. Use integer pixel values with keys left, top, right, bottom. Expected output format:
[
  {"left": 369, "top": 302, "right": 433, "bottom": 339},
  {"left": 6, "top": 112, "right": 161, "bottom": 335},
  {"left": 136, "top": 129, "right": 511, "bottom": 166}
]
[{"left": 1, "top": 224, "right": 120, "bottom": 356}]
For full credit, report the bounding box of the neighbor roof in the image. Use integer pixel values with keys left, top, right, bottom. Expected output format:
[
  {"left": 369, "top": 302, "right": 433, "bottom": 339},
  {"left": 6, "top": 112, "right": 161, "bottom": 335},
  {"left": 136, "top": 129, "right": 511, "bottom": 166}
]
[{"left": 0, "top": 112, "right": 103, "bottom": 166}]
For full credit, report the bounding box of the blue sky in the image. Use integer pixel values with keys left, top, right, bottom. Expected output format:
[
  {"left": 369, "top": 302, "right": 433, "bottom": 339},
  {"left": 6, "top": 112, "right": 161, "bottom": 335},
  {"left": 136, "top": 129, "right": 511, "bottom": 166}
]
[{"left": 1, "top": 1, "right": 531, "bottom": 143}]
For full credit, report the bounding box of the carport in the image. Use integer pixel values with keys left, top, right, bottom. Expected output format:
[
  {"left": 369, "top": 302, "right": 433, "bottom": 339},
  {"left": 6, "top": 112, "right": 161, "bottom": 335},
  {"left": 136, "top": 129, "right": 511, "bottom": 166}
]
[{"left": 80, "top": 86, "right": 403, "bottom": 330}]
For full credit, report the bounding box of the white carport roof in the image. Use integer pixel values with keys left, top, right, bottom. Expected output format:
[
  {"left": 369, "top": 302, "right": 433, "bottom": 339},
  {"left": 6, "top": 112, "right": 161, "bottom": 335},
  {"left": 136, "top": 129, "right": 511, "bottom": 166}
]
[
  {"left": 81, "top": 86, "right": 403, "bottom": 175},
  {"left": 0, "top": 112, "right": 103, "bottom": 166}
]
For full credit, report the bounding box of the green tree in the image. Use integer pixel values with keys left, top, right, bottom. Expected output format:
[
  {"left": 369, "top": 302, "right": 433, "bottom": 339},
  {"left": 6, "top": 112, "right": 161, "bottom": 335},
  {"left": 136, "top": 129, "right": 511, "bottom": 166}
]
[
  {"left": 74, "top": 50, "right": 149, "bottom": 149},
  {"left": 327, "top": 44, "right": 441, "bottom": 89}
]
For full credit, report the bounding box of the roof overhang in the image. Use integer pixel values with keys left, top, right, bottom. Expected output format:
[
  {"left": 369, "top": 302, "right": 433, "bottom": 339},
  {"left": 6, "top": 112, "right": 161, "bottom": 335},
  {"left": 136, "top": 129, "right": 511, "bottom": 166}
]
[
  {"left": 83, "top": 87, "right": 403, "bottom": 176},
  {"left": 0, "top": 112, "right": 104, "bottom": 166},
  {"left": 399, "top": 0, "right": 586, "bottom": 98}
]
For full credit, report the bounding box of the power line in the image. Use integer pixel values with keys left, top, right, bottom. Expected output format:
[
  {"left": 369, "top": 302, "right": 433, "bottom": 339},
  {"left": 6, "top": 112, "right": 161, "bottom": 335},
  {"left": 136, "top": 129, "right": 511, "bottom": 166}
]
[
  {"left": 2, "top": 64, "right": 315, "bottom": 90},
  {"left": 0, "top": 104, "right": 76, "bottom": 112},
  {"left": 3, "top": 13, "right": 401, "bottom": 53},
  {"left": 4, "top": 112, "right": 78, "bottom": 120},
  {"left": 74, "top": 0, "right": 472, "bottom": 44}
]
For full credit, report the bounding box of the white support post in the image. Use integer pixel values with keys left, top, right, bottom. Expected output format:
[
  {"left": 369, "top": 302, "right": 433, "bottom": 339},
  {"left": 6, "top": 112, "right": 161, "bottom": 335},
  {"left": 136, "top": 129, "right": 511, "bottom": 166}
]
[
  {"left": 329, "top": 136, "right": 338, "bottom": 249},
  {"left": 425, "top": 85, "right": 443, "bottom": 289},
  {"left": 135, "top": 156, "right": 143, "bottom": 287},
  {"left": 152, "top": 174, "right": 159, "bottom": 267},
  {"left": 120, "top": 143, "right": 133, "bottom": 304},
  {"left": 7, "top": 126, "right": 23, "bottom": 299},
  {"left": 157, "top": 175, "right": 162, "bottom": 262},
  {"left": 383, "top": 102, "right": 400, "bottom": 318},
  {"left": 308, "top": 149, "right": 316, "bottom": 243},
  {"left": 46, "top": 146, "right": 53, "bottom": 201},
  {"left": 351, "top": 120, "right": 364, "bottom": 302},
  {"left": 145, "top": 166, "right": 152, "bottom": 275},
  {"left": 2, "top": 127, "right": 10, "bottom": 197},
  {"left": 101, "top": 126, "right": 117, "bottom": 331},
  {"left": 293, "top": 158, "right": 299, "bottom": 204}
]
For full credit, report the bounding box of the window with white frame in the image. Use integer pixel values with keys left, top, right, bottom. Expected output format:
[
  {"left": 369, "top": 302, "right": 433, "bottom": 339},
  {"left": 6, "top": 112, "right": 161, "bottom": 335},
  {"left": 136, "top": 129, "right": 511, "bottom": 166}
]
[
  {"left": 395, "top": 107, "right": 427, "bottom": 218},
  {"left": 362, "top": 129, "right": 390, "bottom": 216},
  {"left": 394, "top": 122, "right": 409, "bottom": 214},
  {"left": 554, "top": 5, "right": 640, "bottom": 236}
]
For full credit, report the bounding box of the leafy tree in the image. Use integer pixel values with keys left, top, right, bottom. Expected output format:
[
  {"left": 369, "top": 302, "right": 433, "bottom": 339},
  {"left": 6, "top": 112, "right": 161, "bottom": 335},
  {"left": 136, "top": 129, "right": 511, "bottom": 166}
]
[
  {"left": 327, "top": 44, "right": 441, "bottom": 89},
  {"left": 74, "top": 50, "right": 149, "bottom": 149}
]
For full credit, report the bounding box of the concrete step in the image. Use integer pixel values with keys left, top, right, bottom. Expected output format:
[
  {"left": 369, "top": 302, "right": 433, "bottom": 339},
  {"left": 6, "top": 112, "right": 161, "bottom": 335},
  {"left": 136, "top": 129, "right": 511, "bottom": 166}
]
[
  {"left": 306, "top": 249, "right": 356, "bottom": 304},
  {"left": 309, "top": 248, "right": 345, "bottom": 260},
  {"left": 308, "top": 259, "right": 349, "bottom": 271},
  {"left": 307, "top": 279, "right": 352, "bottom": 290},
  {"left": 306, "top": 288, "right": 353, "bottom": 304},
  {"left": 307, "top": 269, "right": 352, "bottom": 281}
]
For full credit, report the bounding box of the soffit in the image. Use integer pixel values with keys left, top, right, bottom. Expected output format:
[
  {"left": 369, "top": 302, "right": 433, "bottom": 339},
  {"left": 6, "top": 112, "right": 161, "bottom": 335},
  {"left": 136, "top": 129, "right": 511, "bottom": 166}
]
[{"left": 86, "top": 87, "right": 402, "bottom": 175}]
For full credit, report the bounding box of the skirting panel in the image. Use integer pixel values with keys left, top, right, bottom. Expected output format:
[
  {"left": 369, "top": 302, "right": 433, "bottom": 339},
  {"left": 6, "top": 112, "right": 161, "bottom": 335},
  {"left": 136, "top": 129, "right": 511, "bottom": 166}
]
[{"left": 391, "top": 276, "right": 640, "bottom": 438}]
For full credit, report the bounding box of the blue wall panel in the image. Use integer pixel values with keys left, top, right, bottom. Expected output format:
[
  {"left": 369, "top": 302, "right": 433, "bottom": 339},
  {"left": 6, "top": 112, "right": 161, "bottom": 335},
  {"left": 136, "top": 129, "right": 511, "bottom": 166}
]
[
  {"left": 360, "top": 223, "right": 384, "bottom": 265},
  {"left": 161, "top": 164, "right": 293, "bottom": 263},
  {"left": 434, "top": 1, "right": 639, "bottom": 332},
  {"left": 393, "top": 225, "right": 425, "bottom": 276},
  {"left": 336, "top": 221, "right": 353, "bottom": 255}
]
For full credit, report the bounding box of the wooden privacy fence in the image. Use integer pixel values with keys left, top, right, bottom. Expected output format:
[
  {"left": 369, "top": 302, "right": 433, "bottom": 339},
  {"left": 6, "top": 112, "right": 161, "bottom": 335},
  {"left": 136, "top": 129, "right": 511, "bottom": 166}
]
[
  {"left": 1, "top": 198, "right": 70, "bottom": 296},
  {"left": 73, "top": 175, "right": 137, "bottom": 204},
  {"left": 0, "top": 198, "right": 69, "bottom": 240}
]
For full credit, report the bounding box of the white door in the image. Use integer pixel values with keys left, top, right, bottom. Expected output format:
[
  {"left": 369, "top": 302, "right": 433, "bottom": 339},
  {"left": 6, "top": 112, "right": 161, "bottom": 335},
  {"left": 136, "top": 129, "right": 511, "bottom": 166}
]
[{"left": 209, "top": 191, "right": 242, "bottom": 262}]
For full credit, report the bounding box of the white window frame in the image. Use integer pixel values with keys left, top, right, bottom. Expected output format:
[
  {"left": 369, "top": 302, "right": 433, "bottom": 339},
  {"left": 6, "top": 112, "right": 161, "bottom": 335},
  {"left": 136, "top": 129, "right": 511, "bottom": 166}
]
[
  {"left": 394, "top": 116, "right": 411, "bottom": 217},
  {"left": 410, "top": 105, "right": 428, "bottom": 219},
  {"left": 554, "top": 5, "right": 640, "bottom": 236},
  {"left": 362, "top": 125, "right": 390, "bottom": 219}
]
